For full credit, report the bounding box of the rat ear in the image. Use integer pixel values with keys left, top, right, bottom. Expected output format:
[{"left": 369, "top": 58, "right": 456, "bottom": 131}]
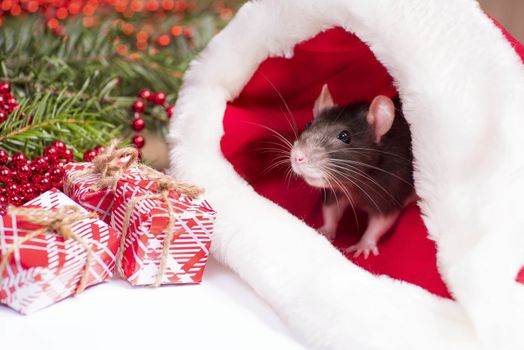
[
  {"left": 367, "top": 95, "right": 396, "bottom": 143},
  {"left": 313, "top": 84, "right": 335, "bottom": 118}
]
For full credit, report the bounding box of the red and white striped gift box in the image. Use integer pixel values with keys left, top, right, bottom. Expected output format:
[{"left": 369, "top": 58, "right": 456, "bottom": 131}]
[
  {"left": 112, "top": 182, "right": 216, "bottom": 286},
  {"left": 0, "top": 189, "right": 121, "bottom": 314},
  {"left": 63, "top": 162, "right": 144, "bottom": 223}
]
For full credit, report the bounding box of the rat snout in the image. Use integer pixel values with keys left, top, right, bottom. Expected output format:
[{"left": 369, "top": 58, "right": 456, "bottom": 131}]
[{"left": 295, "top": 150, "right": 306, "bottom": 164}]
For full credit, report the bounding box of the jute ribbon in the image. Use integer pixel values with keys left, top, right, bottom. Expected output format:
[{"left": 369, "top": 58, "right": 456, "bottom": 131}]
[
  {"left": 0, "top": 206, "right": 98, "bottom": 295},
  {"left": 66, "top": 140, "right": 139, "bottom": 192},
  {"left": 116, "top": 172, "right": 203, "bottom": 287}
]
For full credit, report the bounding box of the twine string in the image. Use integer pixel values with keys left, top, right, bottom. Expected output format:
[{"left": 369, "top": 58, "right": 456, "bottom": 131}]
[
  {"left": 0, "top": 206, "right": 98, "bottom": 295},
  {"left": 66, "top": 140, "right": 139, "bottom": 192},
  {"left": 116, "top": 171, "right": 203, "bottom": 287}
]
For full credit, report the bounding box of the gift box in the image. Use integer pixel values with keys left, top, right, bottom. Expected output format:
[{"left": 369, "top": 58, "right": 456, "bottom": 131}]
[
  {"left": 0, "top": 189, "right": 121, "bottom": 314},
  {"left": 111, "top": 178, "right": 216, "bottom": 286},
  {"left": 63, "top": 155, "right": 143, "bottom": 223}
]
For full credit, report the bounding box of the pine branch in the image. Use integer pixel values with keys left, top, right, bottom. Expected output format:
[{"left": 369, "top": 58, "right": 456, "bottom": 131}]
[
  {"left": 0, "top": 90, "right": 120, "bottom": 158},
  {"left": 0, "top": 1, "right": 244, "bottom": 158}
]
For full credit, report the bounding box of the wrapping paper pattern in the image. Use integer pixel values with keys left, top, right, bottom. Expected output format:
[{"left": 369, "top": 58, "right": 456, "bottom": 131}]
[
  {"left": 112, "top": 182, "right": 216, "bottom": 286},
  {"left": 63, "top": 162, "right": 144, "bottom": 223},
  {"left": 0, "top": 189, "right": 121, "bottom": 314}
]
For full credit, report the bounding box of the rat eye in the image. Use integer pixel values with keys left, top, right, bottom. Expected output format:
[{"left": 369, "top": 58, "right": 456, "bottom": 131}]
[
  {"left": 337, "top": 130, "right": 351, "bottom": 144},
  {"left": 303, "top": 121, "right": 313, "bottom": 130}
]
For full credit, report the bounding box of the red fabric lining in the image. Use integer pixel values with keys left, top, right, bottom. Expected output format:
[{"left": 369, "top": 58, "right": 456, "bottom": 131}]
[{"left": 221, "top": 24, "right": 524, "bottom": 298}]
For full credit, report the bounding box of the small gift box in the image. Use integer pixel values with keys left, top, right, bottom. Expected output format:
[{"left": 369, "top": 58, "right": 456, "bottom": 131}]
[
  {"left": 0, "top": 189, "right": 121, "bottom": 314},
  {"left": 63, "top": 146, "right": 143, "bottom": 223},
  {"left": 111, "top": 176, "right": 216, "bottom": 287}
]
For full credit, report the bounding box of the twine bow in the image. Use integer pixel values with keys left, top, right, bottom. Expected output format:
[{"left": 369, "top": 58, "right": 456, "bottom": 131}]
[
  {"left": 66, "top": 140, "right": 139, "bottom": 192},
  {"left": 0, "top": 206, "right": 98, "bottom": 295},
  {"left": 116, "top": 170, "right": 203, "bottom": 287}
]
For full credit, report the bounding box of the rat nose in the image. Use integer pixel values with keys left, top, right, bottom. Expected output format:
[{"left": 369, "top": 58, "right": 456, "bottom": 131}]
[{"left": 295, "top": 151, "right": 306, "bottom": 164}]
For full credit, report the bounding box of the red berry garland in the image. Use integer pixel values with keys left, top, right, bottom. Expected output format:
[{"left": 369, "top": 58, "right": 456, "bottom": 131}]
[
  {"left": 132, "top": 117, "right": 145, "bottom": 131},
  {"left": 0, "top": 82, "right": 18, "bottom": 123},
  {"left": 129, "top": 89, "right": 175, "bottom": 150},
  {"left": 0, "top": 140, "right": 76, "bottom": 215},
  {"left": 82, "top": 143, "right": 107, "bottom": 162}
]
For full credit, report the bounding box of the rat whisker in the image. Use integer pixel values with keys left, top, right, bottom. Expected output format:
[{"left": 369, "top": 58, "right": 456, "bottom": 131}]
[
  {"left": 284, "top": 166, "right": 295, "bottom": 189},
  {"left": 260, "top": 140, "right": 293, "bottom": 151},
  {"left": 257, "top": 149, "right": 291, "bottom": 159},
  {"left": 263, "top": 158, "right": 291, "bottom": 175},
  {"left": 243, "top": 121, "right": 295, "bottom": 150},
  {"left": 328, "top": 163, "right": 400, "bottom": 207},
  {"left": 321, "top": 148, "right": 411, "bottom": 163},
  {"left": 322, "top": 169, "right": 360, "bottom": 231},
  {"left": 344, "top": 148, "right": 412, "bottom": 162},
  {"left": 330, "top": 159, "right": 414, "bottom": 187},
  {"left": 258, "top": 72, "right": 299, "bottom": 140},
  {"left": 324, "top": 165, "right": 382, "bottom": 214}
]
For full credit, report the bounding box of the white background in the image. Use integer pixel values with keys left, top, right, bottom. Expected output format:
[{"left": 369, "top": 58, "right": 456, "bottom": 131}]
[{"left": 0, "top": 258, "right": 304, "bottom": 350}]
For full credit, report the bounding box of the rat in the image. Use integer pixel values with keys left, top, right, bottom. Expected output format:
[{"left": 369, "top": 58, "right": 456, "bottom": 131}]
[{"left": 290, "top": 84, "right": 415, "bottom": 258}]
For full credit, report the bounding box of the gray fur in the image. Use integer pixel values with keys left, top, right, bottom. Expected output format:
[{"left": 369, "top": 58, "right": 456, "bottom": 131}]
[{"left": 293, "top": 101, "right": 414, "bottom": 215}]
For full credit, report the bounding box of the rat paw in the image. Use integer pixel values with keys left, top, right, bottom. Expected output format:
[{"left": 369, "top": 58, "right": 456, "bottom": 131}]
[
  {"left": 318, "top": 226, "right": 337, "bottom": 242},
  {"left": 344, "top": 240, "right": 379, "bottom": 259}
]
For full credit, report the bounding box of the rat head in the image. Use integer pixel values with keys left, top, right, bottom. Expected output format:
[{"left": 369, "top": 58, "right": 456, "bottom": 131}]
[{"left": 290, "top": 84, "right": 396, "bottom": 189}]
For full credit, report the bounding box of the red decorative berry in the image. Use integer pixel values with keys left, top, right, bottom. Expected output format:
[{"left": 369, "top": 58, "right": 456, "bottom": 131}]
[
  {"left": 5, "top": 183, "right": 20, "bottom": 196},
  {"left": 11, "top": 152, "right": 27, "bottom": 165},
  {"left": 31, "top": 174, "right": 43, "bottom": 185},
  {"left": 94, "top": 145, "right": 106, "bottom": 155},
  {"left": 166, "top": 105, "right": 175, "bottom": 119},
  {"left": 51, "top": 180, "right": 63, "bottom": 189},
  {"left": 61, "top": 148, "right": 74, "bottom": 163},
  {"left": 0, "top": 195, "right": 7, "bottom": 206},
  {"left": 0, "top": 82, "right": 10, "bottom": 94},
  {"left": 0, "top": 149, "right": 8, "bottom": 164},
  {"left": 132, "top": 135, "right": 145, "bottom": 149},
  {"left": 0, "top": 166, "right": 12, "bottom": 183},
  {"left": 52, "top": 140, "right": 67, "bottom": 155},
  {"left": 0, "top": 111, "right": 6, "bottom": 123},
  {"left": 49, "top": 166, "right": 64, "bottom": 181},
  {"left": 132, "top": 117, "right": 146, "bottom": 131},
  {"left": 153, "top": 91, "right": 166, "bottom": 106},
  {"left": 46, "top": 154, "right": 60, "bottom": 166},
  {"left": 32, "top": 156, "right": 49, "bottom": 174},
  {"left": 83, "top": 149, "right": 97, "bottom": 162},
  {"left": 23, "top": 187, "right": 36, "bottom": 201},
  {"left": 44, "top": 146, "right": 58, "bottom": 158},
  {"left": 21, "top": 182, "right": 33, "bottom": 192},
  {"left": 39, "top": 176, "right": 51, "bottom": 192},
  {"left": 9, "top": 194, "right": 22, "bottom": 206},
  {"left": 139, "top": 89, "right": 152, "bottom": 100},
  {"left": 16, "top": 164, "right": 32, "bottom": 181},
  {"left": 132, "top": 99, "right": 146, "bottom": 113}
]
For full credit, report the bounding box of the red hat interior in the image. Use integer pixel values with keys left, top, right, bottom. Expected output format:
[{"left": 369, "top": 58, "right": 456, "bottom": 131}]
[{"left": 221, "top": 25, "right": 524, "bottom": 298}]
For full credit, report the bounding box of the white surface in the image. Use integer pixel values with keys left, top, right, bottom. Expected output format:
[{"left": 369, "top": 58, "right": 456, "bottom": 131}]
[{"left": 0, "top": 258, "right": 304, "bottom": 350}]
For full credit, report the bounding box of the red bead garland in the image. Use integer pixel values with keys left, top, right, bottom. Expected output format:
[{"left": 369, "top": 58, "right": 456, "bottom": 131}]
[
  {"left": 0, "top": 140, "right": 76, "bottom": 214},
  {"left": 132, "top": 117, "right": 145, "bottom": 131},
  {"left": 0, "top": 82, "right": 18, "bottom": 125},
  {"left": 129, "top": 88, "right": 175, "bottom": 150},
  {"left": 132, "top": 135, "right": 145, "bottom": 149}
]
